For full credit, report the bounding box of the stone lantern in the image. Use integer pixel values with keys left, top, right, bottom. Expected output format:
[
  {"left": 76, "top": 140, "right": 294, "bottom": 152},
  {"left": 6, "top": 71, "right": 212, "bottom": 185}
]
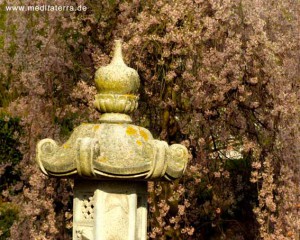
[{"left": 36, "top": 40, "right": 188, "bottom": 240}]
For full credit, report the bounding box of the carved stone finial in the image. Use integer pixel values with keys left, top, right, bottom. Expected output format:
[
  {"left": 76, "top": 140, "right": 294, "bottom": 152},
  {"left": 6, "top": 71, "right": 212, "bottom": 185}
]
[
  {"left": 94, "top": 40, "right": 140, "bottom": 123},
  {"left": 36, "top": 39, "right": 189, "bottom": 181}
]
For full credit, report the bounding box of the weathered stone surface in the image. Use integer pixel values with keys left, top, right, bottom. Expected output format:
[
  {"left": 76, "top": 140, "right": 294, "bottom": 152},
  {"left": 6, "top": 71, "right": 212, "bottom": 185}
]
[
  {"left": 94, "top": 40, "right": 140, "bottom": 122},
  {"left": 36, "top": 123, "right": 188, "bottom": 180},
  {"left": 73, "top": 180, "right": 147, "bottom": 240},
  {"left": 94, "top": 40, "right": 140, "bottom": 95},
  {"left": 94, "top": 94, "right": 138, "bottom": 116}
]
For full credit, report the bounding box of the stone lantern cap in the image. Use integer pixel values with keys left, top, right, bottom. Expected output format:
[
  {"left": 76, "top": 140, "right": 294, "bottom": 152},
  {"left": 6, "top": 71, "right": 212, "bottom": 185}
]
[{"left": 36, "top": 40, "right": 188, "bottom": 181}]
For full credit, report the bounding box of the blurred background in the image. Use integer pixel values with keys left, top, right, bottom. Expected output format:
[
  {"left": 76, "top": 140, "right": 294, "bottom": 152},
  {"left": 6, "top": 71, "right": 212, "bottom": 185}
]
[{"left": 0, "top": 1, "right": 299, "bottom": 239}]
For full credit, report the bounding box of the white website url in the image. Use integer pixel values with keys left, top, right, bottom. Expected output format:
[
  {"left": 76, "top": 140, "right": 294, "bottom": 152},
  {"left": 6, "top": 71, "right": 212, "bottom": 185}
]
[{"left": 5, "top": 5, "right": 87, "bottom": 12}]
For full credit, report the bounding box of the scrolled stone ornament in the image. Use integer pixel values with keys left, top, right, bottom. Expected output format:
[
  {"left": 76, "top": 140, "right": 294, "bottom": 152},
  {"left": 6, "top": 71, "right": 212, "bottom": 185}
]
[
  {"left": 165, "top": 144, "right": 189, "bottom": 180},
  {"left": 36, "top": 131, "right": 188, "bottom": 180}
]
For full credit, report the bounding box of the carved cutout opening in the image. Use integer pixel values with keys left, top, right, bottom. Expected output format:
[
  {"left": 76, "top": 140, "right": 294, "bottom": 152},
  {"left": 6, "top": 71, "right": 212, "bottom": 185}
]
[{"left": 82, "top": 195, "right": 94, "bottom": 220}]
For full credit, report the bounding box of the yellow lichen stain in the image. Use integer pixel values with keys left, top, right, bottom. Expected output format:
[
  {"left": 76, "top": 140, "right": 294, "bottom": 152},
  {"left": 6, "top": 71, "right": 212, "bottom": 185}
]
[
  {"left": 126, "top": 126, "right": 137, "bottom": 135},
  {"left": 136, "top": 140, "right": 142, "bottom": 146},
  {"left": 93, "top": 125, "right": 100, "bottom": 131},
  {"left": 98, "top": 156, "right": 108, "bottom": 163},
  {"left": 139, "top": 129, "right": 149, "bottom": 141},
  {"left": 63, "top": 143, "right": 70, "bottom": 149},
  {"left": 124, "top": 94, "right": 135, "bottom": 99}
]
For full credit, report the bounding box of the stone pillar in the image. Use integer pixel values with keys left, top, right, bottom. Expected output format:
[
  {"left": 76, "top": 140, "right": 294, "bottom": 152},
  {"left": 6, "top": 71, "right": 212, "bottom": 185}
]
[
  {"left": 36, "top": 40, "right": 188, "bottom": 240},
  {"left": 73, "top": 181, "right": 147, "bottom": 240}
]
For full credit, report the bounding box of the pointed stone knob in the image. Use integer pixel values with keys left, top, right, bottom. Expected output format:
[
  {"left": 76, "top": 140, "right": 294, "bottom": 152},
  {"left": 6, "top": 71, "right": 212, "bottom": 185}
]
[
  {"left": 95, "top": 40, "right": 140, "bottom": 94},
  {"left": 94, "top": 40, "right": 140, "bottom": 123}
]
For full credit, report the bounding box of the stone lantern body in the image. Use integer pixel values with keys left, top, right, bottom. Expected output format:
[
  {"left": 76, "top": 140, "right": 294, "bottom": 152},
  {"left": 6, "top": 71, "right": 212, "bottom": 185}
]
[{"left": 36, "top": 40, "right": 188, "bottom": 240}]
